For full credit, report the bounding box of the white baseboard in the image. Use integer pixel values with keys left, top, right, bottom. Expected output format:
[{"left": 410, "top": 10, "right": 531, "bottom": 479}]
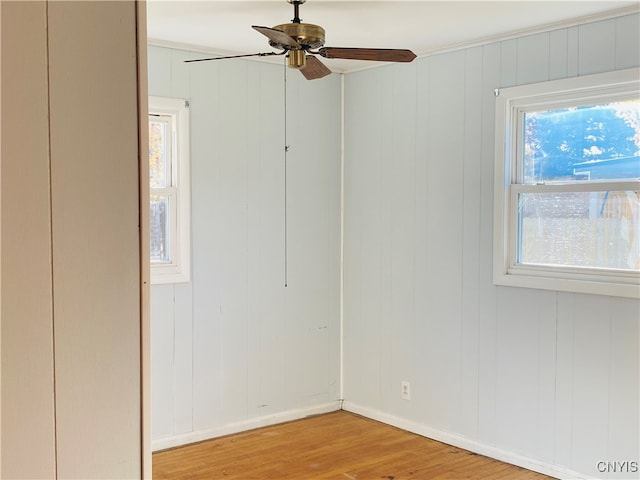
[
  {"left": 342, "top": 401, "right": 596, "bottom": 480},
  {"left": 152, "top": 401, "right": 342, "bottom": 452}
]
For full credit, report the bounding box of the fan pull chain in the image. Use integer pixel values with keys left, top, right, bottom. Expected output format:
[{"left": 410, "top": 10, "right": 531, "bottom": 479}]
[{"left": 283, "top": 57, "right": 289, "bottom": 288}]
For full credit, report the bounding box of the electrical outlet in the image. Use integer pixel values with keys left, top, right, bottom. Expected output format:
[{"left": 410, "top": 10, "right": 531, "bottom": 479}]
[{"left": 401, "top": 381, "right": 411, "bottom": 400}]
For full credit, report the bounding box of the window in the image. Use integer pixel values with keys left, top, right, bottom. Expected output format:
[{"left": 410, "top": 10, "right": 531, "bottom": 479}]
[
  {"left": 494, "top": 68, "right": 640, "bottom": 298},
  {"left": 149, "top": 96, "right": 190, "bottom": 284}
]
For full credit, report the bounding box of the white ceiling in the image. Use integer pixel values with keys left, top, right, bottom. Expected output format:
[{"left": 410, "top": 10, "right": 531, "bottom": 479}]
[{"left": 147, "top": 0, "right": 639, "bottom": 73}]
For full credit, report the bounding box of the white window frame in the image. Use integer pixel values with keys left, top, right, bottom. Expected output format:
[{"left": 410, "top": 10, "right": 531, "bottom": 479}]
[
  {"left": 493, "top": 68, "right": 640, "bottom": 299},
  {"left": 149, "top": 96, "right": 191, "bottom": 284}
]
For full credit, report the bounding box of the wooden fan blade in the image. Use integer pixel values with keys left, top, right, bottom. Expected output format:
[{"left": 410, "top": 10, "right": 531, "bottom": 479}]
[
  {"left": 319, "top": 47, "right": 416, "bottom": 63},
  {"left": 252, "top": 25, "right": 300, "bottom": 49},
  {"left": 300, "top": 56, "right": 332, "bottom": 80}
]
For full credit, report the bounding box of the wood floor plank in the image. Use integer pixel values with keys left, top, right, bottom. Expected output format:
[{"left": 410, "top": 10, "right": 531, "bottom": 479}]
[{"left": 153, "top": 411, "right": 554, "bottom": 480}]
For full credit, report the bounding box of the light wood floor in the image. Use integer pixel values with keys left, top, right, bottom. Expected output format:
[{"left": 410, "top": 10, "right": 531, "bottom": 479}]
[{"left": 153, "top": 411, "right": 553, "bottom": 480}]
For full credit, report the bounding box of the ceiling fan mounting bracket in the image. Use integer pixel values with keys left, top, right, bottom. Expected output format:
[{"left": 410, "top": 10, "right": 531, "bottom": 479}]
[{"left": 287, "top": 0, "right": 306, "bottom": 23}]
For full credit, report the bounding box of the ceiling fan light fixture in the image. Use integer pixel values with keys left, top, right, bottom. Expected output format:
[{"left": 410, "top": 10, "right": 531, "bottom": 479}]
[{"left": 288, "top": 49, "right": 306, "bottom": 69}]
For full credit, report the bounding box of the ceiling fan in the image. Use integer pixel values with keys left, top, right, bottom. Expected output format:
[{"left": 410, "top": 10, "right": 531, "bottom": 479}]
[{"left": 185, "top": 0, "right": 417, "bottom": 80}]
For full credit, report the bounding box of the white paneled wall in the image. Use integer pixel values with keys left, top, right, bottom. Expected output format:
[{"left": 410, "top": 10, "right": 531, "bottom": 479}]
[
  {"left": 2, "top": 2, "right": 142, "bottom": 477},
  {"left": 149, "top": 47, "right": 342, "bottom": 449},
  {"left": 343, "top": 13, "right": 639, "bottom": 480}
]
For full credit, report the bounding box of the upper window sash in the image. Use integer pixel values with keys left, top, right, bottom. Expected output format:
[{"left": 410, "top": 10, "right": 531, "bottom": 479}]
[
  {"left": 513, "top": 93, "right": 639, "bottom": 185},
  {"left": 149, "top": 113, "right": 174, "bottom": 190}
]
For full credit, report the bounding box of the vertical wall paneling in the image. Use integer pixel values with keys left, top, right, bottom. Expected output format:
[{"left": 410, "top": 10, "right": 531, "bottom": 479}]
[
  {"left": 569, "top": 296, "right": 612, "bottom": 476},
  {"left": 578, "top": 19, "right": 617, "bottom": 76},
  {"left": 549, "top": 29, "right": 569, "bottom": 81},
  {"left": 388, "top": 63, "right": 417, "bottom": 417},
  {"left": 147, "top": 47, "right": 172, "bottom": 96},
  {"left": 460, "top": 46, "right": 483, "bottom": 440},
  {"left": 493, "top": 288, "right": 556, "bottom": 459},
  {"left": 0, "top": 2, "right": 57, "bottom": 477},
  {"left": 477, "top": 40, "right": 501, "bottom": 449},
  {"left": 246, "top": 61, "right": 262, "bottom": 419},
  {"left": 151, "top": 284, "right": 176, "bottom": 439},
  {"left": 566, "top": 26, "right": 579, "bottom": 78},
  {"left": 411, "top": 57, "right": 431, "bottom": 427},
  {"left": 190, "top": 58, "right": 224, "bottom": 432},
  {"left": 553, "top": 293, "right": 576, "bottom": 468},
  {"left": 536, "top": 294, "right": 558, "bottom": 465},
  {"left": 343, "top": 69, "right": 385, "bottom": 407},
  {"left": 516, "top": 32, "right": 550, "bottom": 85},
  {"left": 2, "top": 1, "right": 143, "bottom": 477},
  {"left": 499, "top": 39, "right": 517, "bottom": 88},
  {"left": 343, "top": 12, "right": 639, "bottom": 480},
  {"left": 248, "top": 62, "right": 288, "bottom": 417},
  {"left": 376, "top": 68, "right": 394, "bottom": 415},
  {"left": 48, "top": 2, "right": 141, "bottom": 477},
  {"left": 149, "top": 47, "right": 342, "bottom": 449},
  {"left": 607, "top": 299, "right": 640, "bottom": 465},
  {"left": 173, "top": 283, "right": 193, "bottom": 435},
  {"left": 425, "top": 51, "right": 466, "bottom": 433},
  {"left": 615, "top": 14, "right": 640, "bottom": 70},
  {"left": 217, "top": 59, "right": 250, "bottom": 424}
]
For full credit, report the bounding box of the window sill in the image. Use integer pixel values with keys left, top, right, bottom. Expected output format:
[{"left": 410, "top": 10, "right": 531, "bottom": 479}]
[{"left": 494, "top": 266, "right": 639, "bottom": 298}]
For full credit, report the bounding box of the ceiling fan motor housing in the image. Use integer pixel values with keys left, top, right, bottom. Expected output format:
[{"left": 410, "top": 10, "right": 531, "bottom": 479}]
[
  {"left": 271, "top": 22, "right": 325, "bottom": 69},
  {"left": 272, "top": 23, "right": 325, "bottom": 50}
]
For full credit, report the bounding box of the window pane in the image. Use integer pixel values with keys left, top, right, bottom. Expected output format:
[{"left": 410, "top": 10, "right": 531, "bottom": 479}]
[
  {"left": 523, "top": 99, "right": 640, "bottom": 183},
  {"left": 518, "top": 190, "right": 639, "bottom": 270},
  {"left": 149, "top": 118, "right": 170, "bottom": 188},
  {"left": 150, "top": 194, "right": 171, "bottom": 263}
]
